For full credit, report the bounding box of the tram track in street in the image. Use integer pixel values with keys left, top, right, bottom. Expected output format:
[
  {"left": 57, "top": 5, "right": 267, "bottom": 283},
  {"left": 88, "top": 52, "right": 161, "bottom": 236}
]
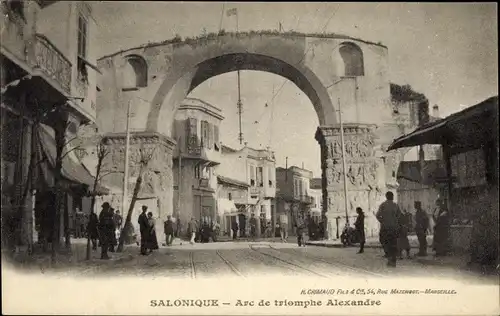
[
  {"left": 249, "top": 245, "right": 329, "bottom": 278},
  {"left": 268, "top": 244, "right": 386, "bottom": 278},
  {"left": 215, "top": 250, "right": 245, "bottom": 277},
  {"left": 189, "top": 251, "right": 197, "bottom": 279}
]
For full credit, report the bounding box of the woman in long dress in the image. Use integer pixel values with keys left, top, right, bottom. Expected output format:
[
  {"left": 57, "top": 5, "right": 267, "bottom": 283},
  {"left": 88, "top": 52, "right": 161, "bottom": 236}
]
[
  {"left": 147, "top": 212, "right": 159, "bottom": 253},
  {"left": 432, "top": 199, "right": 450, "bottom": 257}
]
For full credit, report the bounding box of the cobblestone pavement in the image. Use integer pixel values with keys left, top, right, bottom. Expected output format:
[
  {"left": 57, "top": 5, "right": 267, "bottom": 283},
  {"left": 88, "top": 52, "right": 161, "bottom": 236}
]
[{"left": 4, "top": 240, "right": 498, "bottom": 285}]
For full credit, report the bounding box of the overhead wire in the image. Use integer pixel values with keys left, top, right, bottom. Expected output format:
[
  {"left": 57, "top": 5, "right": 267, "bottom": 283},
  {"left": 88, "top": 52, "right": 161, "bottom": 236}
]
[
  {"left": 251, "top": 4, "right": 341, "bottom": 147},
  {"left": 252, "top": 4, "right": 338, "bottom": 128}
]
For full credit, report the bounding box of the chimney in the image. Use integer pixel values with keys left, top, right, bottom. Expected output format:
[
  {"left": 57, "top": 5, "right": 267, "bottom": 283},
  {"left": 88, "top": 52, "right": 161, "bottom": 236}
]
[{"left": 432, "top": 105, "right": 440, "bottom": 118}]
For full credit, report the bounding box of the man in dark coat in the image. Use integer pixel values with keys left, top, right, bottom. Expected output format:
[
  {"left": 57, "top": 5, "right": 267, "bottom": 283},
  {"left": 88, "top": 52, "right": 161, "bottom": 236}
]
[
  {"left": 138, "top": 205, "right": 149, "bottom": 255},
  {"left": 98, "top": 202, "right": 115, "bottom": 259},
  {"left": 414, "top": 201, "right": 429, "bottom": 256},
  {"left": 249, "top": 214, "right": 257, "bottom": 240},
  {"left": 164, "top": 215, "right": 174, "bottom": 246},
  {"left": 231, "top": 217, "right": 239, "bottom": 241},
  {"left": 354, "top": 207, "right": 366, "bottom": 254},
  {"left": 295, "top": 211, "right": 307, "bottom": 247},
  {"left": 87, "top": 211, "right": 99, "bottom": 250},
  {"left": 376, "top": 191, "right": 402, "bottom": 267}
]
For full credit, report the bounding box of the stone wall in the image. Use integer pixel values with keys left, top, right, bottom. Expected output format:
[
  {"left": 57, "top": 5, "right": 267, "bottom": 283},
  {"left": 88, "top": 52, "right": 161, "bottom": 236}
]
[
  {"left": 316, "top": 124, "right": 386, "bottom": 239},
  {"left": 101, "top": 131, "right": 176, "bottom": 234}
]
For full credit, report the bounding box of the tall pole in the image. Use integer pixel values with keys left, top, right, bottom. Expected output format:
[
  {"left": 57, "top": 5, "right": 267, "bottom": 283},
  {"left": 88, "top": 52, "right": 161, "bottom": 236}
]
[
  {"left": 338, "top": 98, "right": 349, "bottom": 225},
  {"left": 177, "top": 137, "right": 182, "bottom": 220},
  {"left": 237, "top": 71, "right": 243, "bottom": 145},
  {"left": 122, "top": 100, "right": 132, "bottom": 216},
  {"left": 235, "top": 9, "right": 239, "bottom": 33}
]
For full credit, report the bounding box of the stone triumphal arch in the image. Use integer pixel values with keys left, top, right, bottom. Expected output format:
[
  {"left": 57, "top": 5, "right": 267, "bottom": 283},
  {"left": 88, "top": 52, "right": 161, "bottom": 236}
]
[{"left": 96, "top": 31, "right": 398, "bottom": 239}]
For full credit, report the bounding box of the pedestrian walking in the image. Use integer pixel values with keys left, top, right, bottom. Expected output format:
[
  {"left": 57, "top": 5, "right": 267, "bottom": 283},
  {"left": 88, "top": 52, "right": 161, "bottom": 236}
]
[
  {"left": 414, "top": 201, "right": 429, "bottom": 257},
  {"left": 295, "top": 211, "right": 307, "bottom": 247},
  {"left": 87, "top": 211, "right": 99, "bottom": 250},
  {"left": 147, "top": 212, "right": 159, "bottom": 253},
  {"left": 279, "top": 213, "right": 288, "bottom": 242},
  {"left": 398, "top": 209, "right": 411, "bottom": 259},
  {"left": 432, "top": 197, "right": 450, "bottom": 257},
  {"left": 249, "top": 214, "right": 257, "bottom": 240},
  {"left": 376, "top": 191, "right": 402, "bottom": 267},
  {"left": 354, "top": 207, "right": 366, "bottom": 254},
  {"left": 188, "top": 217, "right": 198, "bottom": 244},
  {"left": 164, "top": 215, "right": 174, "bottom": 246},
  {"left": 98, "top": 202, "right": 115, "bottom": 260},
  {"left": 108, "top": 207, "right": 117, "bottom": 252},
  {"left": 138, "top": 205, "right": 149, "bottom": 255},
  {"left": 231, "top": 217, "right": 239, "bottom": 240}
]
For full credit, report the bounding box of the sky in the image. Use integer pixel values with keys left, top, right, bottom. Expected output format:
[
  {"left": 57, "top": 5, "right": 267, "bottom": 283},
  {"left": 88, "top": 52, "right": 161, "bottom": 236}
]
[{"left": 93, "top": 2, "right": 498, "bottom": 177}]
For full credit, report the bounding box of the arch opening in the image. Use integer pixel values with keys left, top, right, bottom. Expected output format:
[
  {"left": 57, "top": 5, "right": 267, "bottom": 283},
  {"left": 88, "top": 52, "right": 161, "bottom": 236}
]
[{"left": 150, "top": 52, "right": 336, "bottom": 135}]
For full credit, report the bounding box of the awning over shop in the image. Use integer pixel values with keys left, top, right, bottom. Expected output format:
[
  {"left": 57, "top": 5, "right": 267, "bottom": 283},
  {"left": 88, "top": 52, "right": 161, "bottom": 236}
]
[
  {"left": 388, "top": 96, "right": 498, "bottom": 151},
  {"left": 38, "top": 124, "right": 110, "bottom": 196},
  {"left": 217, "top": 198, "right": 238, "bottom": 216}
]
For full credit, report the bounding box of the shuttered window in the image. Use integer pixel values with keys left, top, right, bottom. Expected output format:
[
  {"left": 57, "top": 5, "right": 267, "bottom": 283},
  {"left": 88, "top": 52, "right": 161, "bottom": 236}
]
[
  {"left": 257, "top": 167, "right": 264, "bottom": 187},
  {"left": 201, "top": 120, "right": 209, "bottom": 148},
  {"left": 207, "top": 123, "right": 213, "bottom": 149},
  {"left": 186, "top": 118, "right": 198, "bottom": 149}
]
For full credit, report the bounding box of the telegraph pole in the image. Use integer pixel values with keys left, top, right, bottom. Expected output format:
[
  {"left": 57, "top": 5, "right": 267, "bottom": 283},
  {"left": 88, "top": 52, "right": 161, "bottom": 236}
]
[
  {"left": 338, "top": 98, "right": 349, "bottom": 225},
  {"left": 237, "top": 71, "right": 244, "bottom": 145},
  {"left": 177, "top": 137, "right": 182, "bottom": 220},
  {"left": 122, "top": 100, "right": 132, "bottom": 216}
]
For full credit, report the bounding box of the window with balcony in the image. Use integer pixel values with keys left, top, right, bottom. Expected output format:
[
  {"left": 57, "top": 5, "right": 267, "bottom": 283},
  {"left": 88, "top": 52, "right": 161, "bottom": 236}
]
[
  {"left": 257, "top": 167, "right": 263, "bottom": 187},
  {"left": 213, "top": 125, "right": 220, "bottom": 151},
  {"left": 207, "top": 123, "right": 213, "bottom": 150},
  {"left": 298, "top": 179, "right": 303, "bottom": 198},
  {"left": 186, "top": 118, "right": 199, "bottom": 154},
  {"left": 249, "top": 165, "right": 256, "bottom": 187},
  {"left": 268, "top": 167, "right": 274, "bottom": 187},
  {"left": 200, "top": 120, "right": 209, "bottom": 148},
  {"left": 77, "top": 14, "right": 89, "bottom": 82}
]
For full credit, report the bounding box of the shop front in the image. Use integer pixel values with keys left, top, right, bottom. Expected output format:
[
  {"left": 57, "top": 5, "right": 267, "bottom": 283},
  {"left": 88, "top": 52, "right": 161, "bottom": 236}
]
[{"left": 388, "top": 96, "right": 498, "bottom": 266}]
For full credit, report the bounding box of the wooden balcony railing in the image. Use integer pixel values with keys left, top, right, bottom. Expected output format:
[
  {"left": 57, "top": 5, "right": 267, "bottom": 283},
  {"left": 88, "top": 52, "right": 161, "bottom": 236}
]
[{"left": 30, "top": 33, "right": 72, "bottom": 93}]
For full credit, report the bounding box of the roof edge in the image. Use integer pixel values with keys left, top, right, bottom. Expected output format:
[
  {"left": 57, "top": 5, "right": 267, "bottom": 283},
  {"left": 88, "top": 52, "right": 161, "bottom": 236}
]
[{"left": 97, "top": 30, "right": 386, "bottom": 61}]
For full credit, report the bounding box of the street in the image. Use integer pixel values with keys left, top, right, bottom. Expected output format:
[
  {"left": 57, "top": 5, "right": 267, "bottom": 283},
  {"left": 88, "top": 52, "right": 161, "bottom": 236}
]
[{"left": 11, "top": 241, "right": 497, "bottom": 285}]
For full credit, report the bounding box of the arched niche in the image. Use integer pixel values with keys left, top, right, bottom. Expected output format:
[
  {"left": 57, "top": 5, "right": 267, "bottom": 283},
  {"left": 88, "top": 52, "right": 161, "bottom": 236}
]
[
  {"left": 122, "top": 55, "right": 148, "bottom": 89},
  {"left": 338, "top": 42, "right": 365, "bottom": 77}
]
